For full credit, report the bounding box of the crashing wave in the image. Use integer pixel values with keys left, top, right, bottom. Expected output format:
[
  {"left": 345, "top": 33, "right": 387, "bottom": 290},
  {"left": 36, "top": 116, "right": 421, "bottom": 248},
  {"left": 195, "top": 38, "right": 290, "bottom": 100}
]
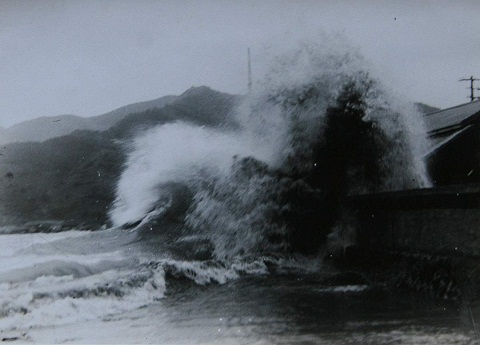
[{"left": 109, "top": 38, "right": 430, "bottom": 259}]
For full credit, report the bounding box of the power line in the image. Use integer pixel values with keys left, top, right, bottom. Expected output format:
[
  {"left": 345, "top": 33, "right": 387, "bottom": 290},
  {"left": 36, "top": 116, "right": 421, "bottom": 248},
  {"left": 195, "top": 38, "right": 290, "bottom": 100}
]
[{"left": 459, "top": 76, "right": 480, "bottom": 102}]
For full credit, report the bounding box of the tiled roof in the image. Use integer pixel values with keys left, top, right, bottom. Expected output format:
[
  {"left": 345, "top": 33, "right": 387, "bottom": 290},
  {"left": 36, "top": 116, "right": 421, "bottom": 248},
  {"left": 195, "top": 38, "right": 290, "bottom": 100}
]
[{"left": 424, "top": 99, "right": 480, "bottom": 134}]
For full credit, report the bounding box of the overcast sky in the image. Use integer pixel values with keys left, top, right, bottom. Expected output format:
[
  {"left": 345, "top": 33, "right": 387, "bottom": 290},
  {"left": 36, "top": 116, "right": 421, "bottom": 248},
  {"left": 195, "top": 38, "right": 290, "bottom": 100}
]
[{"left": 1, "top": 0, "right": 479, "bottom": 127}]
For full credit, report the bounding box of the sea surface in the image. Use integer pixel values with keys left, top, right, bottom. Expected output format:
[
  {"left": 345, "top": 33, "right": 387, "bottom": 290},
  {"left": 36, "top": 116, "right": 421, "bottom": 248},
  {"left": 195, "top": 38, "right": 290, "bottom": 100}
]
[{"left": 0, "top": 226, "right": 478, "bottom": 344}]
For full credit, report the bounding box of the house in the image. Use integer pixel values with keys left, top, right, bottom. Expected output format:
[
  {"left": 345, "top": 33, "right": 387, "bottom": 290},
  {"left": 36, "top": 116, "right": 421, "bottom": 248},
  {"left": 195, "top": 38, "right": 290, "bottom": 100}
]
[{"left": 424, "top": 100, "right": 480, "bottom": 186}]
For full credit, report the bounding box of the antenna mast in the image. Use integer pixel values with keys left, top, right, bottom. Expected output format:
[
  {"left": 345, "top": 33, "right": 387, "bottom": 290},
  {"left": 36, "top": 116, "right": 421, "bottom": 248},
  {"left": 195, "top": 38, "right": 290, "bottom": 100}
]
[
  {"left": 247, "top": 48, "right": 252, "bottom": 93},
  {"left": 459, "top": 76, "right": 480, "bottom": 102}
]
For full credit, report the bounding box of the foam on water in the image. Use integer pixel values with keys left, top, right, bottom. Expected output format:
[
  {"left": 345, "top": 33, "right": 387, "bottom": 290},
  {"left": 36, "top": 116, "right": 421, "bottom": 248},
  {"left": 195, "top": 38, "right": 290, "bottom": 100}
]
[
  {"left": 0, "top": 230, "right": 276, "bottom": 333},
  {"left": 0, "top": 230, "right": 156, "bottom": 330},
  {"left": 0, "top": 266, "right": 166, "bottom": 329},
  {"left": 315, "top": 285, "right": 370, "bottom": 293}
]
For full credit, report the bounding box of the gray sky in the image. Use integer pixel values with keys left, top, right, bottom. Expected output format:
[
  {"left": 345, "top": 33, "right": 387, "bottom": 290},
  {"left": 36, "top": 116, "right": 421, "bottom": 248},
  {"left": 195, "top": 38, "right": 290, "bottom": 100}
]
[{"left": 1, "top": 0, "right": 479, "bottom": 128}]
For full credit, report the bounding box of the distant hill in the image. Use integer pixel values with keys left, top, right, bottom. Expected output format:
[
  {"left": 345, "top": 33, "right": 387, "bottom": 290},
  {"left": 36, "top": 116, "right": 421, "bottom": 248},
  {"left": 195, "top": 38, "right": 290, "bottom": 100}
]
[
  {"left": 0, "top": 94, "right": 178, "bottom": 145},
  {"left": 90, "top": 94, "right": 178, "bottom": 131},
  {"left": 0, "top": 87, "right": 238, "bottom": 226},
  {"left": 106, "top": 86, "right": 240, "bottom": 138}
]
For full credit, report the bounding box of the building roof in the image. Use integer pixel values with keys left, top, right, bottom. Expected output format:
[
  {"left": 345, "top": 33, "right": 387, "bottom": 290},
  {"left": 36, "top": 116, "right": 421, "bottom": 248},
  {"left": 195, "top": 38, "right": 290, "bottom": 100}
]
[
  {"left": 424, "top": 99, "right": 480, "bottom": 135},
  {"left": 424, "top": 124, "right": 472, "bottom": 157}
]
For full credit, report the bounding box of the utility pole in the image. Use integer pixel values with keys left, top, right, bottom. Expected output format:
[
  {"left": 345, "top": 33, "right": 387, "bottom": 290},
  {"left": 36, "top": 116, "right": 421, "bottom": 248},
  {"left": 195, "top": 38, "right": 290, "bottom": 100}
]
[
  {"left": 459, "top": 76, "right": 480, "bottom": 102},
  {"left": 247, "top": 48, "right": 252, "bottom": 93}
]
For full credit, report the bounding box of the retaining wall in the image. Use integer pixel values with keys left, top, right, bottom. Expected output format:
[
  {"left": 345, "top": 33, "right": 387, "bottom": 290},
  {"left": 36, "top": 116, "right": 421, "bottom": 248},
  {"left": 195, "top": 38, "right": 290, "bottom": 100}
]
[{"left": 348, "top": 184, "right": 480, "bottom": 257}]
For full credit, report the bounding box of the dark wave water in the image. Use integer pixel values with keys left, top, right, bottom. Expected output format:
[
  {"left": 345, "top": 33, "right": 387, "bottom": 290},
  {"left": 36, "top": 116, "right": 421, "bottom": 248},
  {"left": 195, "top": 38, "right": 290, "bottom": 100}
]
[{"left": 1, "top": 41, "right": 477, "bottom": 343}]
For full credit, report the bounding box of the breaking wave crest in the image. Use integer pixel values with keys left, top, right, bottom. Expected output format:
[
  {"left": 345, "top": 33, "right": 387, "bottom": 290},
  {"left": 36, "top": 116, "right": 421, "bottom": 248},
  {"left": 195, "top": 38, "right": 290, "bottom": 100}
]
[
  {"left": 109, "top": 38, "right": 430, "bottom": 259},
  {"left": 109, "top": 122, "right": 281, "bottom": 227}
]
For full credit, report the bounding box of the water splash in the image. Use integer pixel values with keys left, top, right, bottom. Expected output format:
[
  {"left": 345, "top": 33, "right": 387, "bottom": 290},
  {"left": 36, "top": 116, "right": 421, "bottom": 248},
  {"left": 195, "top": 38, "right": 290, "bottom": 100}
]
[
  {"left": 109, "top": 122, "right": 279, "bottom": 227},
  {"left": 110, "top": 37, "right": 430, "bottom": 258}
]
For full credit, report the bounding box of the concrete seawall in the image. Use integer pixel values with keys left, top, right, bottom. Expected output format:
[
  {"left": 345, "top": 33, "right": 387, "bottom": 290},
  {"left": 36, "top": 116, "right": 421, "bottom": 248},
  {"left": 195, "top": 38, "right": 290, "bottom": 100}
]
[
  {"left": 345, "top": 184, "right": 480, "bottom": 299},
  {"left": 348, "top": 184, "right": 480, "bottom": 257}
]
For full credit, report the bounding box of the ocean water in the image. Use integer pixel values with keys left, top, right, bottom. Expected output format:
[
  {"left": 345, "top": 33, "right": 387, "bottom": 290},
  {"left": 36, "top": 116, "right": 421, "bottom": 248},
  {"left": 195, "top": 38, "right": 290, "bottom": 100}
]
[{"left": 0, "top": 227, "right": 478, "bottom": 344}]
